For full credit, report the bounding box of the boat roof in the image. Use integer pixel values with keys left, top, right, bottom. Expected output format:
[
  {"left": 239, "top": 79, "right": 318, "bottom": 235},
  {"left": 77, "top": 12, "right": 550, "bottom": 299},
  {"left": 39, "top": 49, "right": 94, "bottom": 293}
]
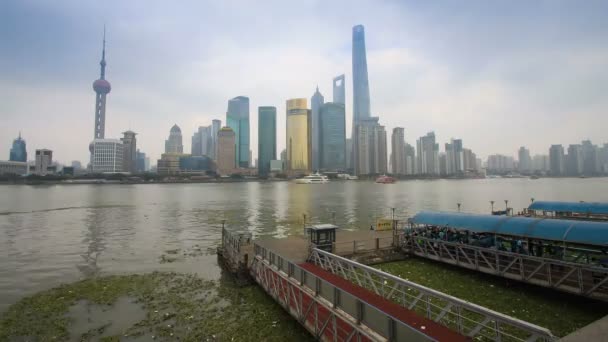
[
  {"left": 411, "top": 211, "right": 608, "bottom": 246},
  {"left": 528, "top": 201, "right": 608, "bottom": 215}
]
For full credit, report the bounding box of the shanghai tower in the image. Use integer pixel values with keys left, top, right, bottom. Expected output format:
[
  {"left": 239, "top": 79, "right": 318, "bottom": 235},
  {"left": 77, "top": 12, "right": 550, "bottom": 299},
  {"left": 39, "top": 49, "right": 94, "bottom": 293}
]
[{"left": 352, "top": 25, "right": 371, "bottom": 126}]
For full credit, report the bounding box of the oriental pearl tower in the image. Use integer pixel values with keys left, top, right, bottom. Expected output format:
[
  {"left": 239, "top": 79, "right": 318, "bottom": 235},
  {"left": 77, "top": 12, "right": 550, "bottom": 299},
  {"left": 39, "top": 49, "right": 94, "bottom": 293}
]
[{"left": 92, "top": 28, "right": 111, "bottom": 141}]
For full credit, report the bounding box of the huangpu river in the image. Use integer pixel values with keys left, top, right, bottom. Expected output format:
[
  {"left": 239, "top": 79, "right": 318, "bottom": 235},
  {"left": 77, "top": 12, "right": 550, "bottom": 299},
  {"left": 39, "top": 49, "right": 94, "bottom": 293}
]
[{"left": 1, "top": 178, "right": 607, "bottom": 312}]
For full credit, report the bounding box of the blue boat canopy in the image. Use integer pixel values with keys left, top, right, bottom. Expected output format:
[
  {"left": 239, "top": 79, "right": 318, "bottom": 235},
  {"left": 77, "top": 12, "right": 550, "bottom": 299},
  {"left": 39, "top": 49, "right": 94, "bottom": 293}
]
[
  {"left": 528, "top": 201, "right": 608, "bottom": 215},
  {"left": 411, "top": 211, "right": 608, "bottom": 246}
]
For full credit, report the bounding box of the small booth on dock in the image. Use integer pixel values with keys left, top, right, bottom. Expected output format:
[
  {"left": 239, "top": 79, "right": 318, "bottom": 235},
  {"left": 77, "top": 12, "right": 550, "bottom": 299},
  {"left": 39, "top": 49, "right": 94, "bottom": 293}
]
[{"left": 306, "top": 223, "right": 338, "bottom": 252}]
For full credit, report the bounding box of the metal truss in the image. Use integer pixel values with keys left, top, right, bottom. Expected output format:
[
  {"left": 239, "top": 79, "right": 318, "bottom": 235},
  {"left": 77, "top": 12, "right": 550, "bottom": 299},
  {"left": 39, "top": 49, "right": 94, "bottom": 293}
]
[
  {"left": 401, "top": 235, "right": 608, "bottom": 302},
  {"left": 310, "top": 248, "right": 556, "bottom": 342}
]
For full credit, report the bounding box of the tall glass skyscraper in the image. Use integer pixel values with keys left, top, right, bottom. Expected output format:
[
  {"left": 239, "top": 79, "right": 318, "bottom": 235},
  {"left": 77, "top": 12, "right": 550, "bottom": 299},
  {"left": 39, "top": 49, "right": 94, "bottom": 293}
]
[
  {"left": 310, "top": 87, "right": 324, "bottom": 171},
  {"left": 352, "top": 25, "right": 371, "bottom": 125},
  {"left": 286, "top": 98, "right": 311, "bottom": 171},
  {"left": 9, "top": 133, "right": 27, "bottom": 162},
  {"left": 226, "top": 96, "right": 250, "bottom": 168},
  {"left": 320, "top": 103, "right": 346, "bottom": 171},
  {"left": 333, "top": 74, "right": 345, "bottom": 105},
  {"left": 258, "top": 107, "right": 277, "bottom": 176}
]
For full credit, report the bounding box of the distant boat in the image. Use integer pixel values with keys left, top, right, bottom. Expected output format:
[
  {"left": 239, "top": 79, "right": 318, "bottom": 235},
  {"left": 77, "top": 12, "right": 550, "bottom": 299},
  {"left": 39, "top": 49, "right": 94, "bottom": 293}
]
[
  {"left": 375, "top": 175, "right": 396, "bottom": 184},
  {"left": 294, "top": 173, "right": 329, "bottom": 184},
  {"left": 338, "top": 173, "right": 358, "bottom": 180},
  {"left": 530, "top": 175, "right": 539, "bottom": 180}
]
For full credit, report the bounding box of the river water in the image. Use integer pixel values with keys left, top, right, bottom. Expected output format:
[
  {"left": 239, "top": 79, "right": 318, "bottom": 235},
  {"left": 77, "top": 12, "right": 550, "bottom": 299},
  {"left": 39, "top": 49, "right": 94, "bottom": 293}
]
[{"left": 1, "top": 178, "right": 607, "bottom": 312}]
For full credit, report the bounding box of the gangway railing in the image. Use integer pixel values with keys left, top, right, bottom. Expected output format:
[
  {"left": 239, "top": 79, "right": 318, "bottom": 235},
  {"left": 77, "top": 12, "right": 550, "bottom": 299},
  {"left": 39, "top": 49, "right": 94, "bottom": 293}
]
[
  {"left": 400, "top": 235, "right": 608, "bottom": 302},
  {"left": 252, "top": 242, "right": 452, "bottom": 341},
  {"left": 309, "top": 248, "right": 556, "bottom": 342}
]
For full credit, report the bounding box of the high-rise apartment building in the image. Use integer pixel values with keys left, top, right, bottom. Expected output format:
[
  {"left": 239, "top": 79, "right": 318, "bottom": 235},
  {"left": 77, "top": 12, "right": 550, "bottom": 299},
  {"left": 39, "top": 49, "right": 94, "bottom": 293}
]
[
  {"left": 310, "top": 87, "right": 325, "bottom": 171},
  {"left": 258, "top": 107, "right": 277, "bottom": 176},
  {"left": 286, "top": 98, "right": 311, "bottom": 171},
  {"left": 405, "top": 143, "right": 416, "bottom": 175},
  {"left": 549, "top": 144, "right": 565, "bottom": 176},
  {"left": 416, "top": 132, "right": 439, "bottom": 176},
  {"left": 355, "top": 118, "right": 386, "bottom": 175},
  {"left": 391, "top": 128, "right": 406, "bottom": 175},
  {"left": 217, "top": 127, "right": 236, "bottom": 175},
  {"left": 34, "top": 149, "right": 53, "bottom": 175},
  {"left": 487, "top": 154, "right": 515, "bottom": 174},
  {"left": 532, "top": 155, "right": 550, "bottom": 173},
  {"left": 567, "top": 144, "right": 584, "bottom": 176},
  {"left": 333, "top": 74, "right": 345, "bottom": 105},
  {"left": 581, "top": 140, "right": 600, "bottom": 175},
  {"left": 165, "top": 124, "right": 184, "bottom": 153},
  {"left": 444, "top": 138, "right": 464, "bottom": 175},
  {"left": 9, "top": 133, "right": 27, "bottom": 162},
  {"left": 121, "top": 130, "right": 137, "bottom": 173},
  {"left": 226, "top": 96, "right": 250, "bottom": 168},
  {"left": 319, "top": 102, "right": 346, "bottom": 171},
  {"left": 518, "top": 147, "right": 532, "bottom": 173}
]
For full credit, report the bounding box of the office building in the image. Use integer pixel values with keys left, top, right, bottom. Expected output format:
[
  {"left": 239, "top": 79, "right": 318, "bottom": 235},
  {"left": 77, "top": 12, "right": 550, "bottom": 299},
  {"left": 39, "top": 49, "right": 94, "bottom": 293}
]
[
  {"left": 179, "top": 156, "right": 215, "bottom": 173},
  {"left": 9, "top": 133, "right": 27, "bottom": 162},
  {"left": 165, "top": 124, "right": 184, "bottom": 153},
  {"left": 345, "top": 139, "right": 352, "bottom": 170},
  {"left": 136, "top": 150, "right": 147, "bottom": 172},
  {"left": 310, "top": 87, "right": 325, "bottom": 171},
  {"left": 192, "top": 125, "right": 212, "bottom": 157},
  {"left": 391, "top": 128, "right": 406, "bottom": 175},
  {"left": 319, "top": 102, "right": 346, "bottom": 171},
  {"left": 518, "top": 147, "right": 532, "bottom": 173},
  {"left": 33, "top": 149, "right": 53, "bottom": 175},
  {"left": 90, "top": 140, "right": 123, "bottom": 173},
  {"left": 286, "top": 98, "right": 311, "bottom": 171},
  {"left": 211, "top": 119, "right": 221, "bottom": 159},
  {"left": 71, "top": 161, "right": 83, "bottom": 170},
  {"left": 121, "top": 130, "right": 137, "bottom": 173},
  {"left": 258, "top": 106, "right": 277, "bottom": 176},
  {"left": 226, "top": 96, "right": 250, "bottom": 168},
  {"left": 0, "top": 161, "right": 28, "bottom": 175},
  {"left": 157, "top": 153, "right": 188, "bottom": 175},
  {"left": 280, "top": 149, "right": 287, "bottom": 162},
  {"left": 333, "top": 74, "right": 345, "bottom": 105},
  {"left": 217, "top": 127, "right": 236, "bottom": 175},
  {"left": 416, "top": 132, "right": 439, "bottom": 176},
  {"left": 549, "top": 144, "right": 565, "bottom": 176}
]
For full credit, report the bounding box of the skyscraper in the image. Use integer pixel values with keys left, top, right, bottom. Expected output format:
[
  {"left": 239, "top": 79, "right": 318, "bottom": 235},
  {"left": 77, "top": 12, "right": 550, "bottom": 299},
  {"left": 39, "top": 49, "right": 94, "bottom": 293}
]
[
  {"left": 416, "top": 132, "right": 439, "bottom": 176},
  {"left": 567, "top": 144, "right": 583, "bottom": 176},
  {"left": 191, "top": 126, "right": 212, "bottom": 157},
  {"left": 391, "top": 128, "right": 405, "bottom": 175},
  {"left": 91, "top": 140, "right": 124, "bottom": 173},
  {"left": 286, "top": 98, "right": 311, "bottom": 171},
  {"left": 333, "top": 74, "right": 345, "bottom": 105},
  {"left": 355, "top": 118, "right": 386, "bottom": 175},
  {"left": 9, "top": 133, "right": 27, "bottom": 162},
  {"left": 165, "top": 124, "right": 184, "bottom": 153},
  {"left": 226, "top": 96, "right": 250, "bottom": 168},
  {"left": 518, "top": 147, "right": 532, "bottom": 173},
  {"left": 310, "top": 87, "right": 325, "bottom": 171},
  {"left": 319, "top": 102, "right": 346, "bottom": 171},
  {"left": 211, "top": 119, "right": 221, "bottom": 160},
  {"left": 136, "top": 149, "right": 147, "bottom": 172},
  {"left": 34, "top": 149, "right": 53, "bottom": 175},
  {"left": 258, "top": 107, "right": 277, "bottom": 177},
  {"left": 121, "top": 131, "right": 137, "bottom": 173},
  {"left": 352, "top": 25, "right": 371, "bottom": 126},
  {"left": 444, "top": 138, "right": 464, "bottom": 175},
  {"left": 217, "top": 127, "right": 236, "bottom": 175},
  {"left": 92, "top": 28, "right": 111, "bottom": 140},
  {"left": 549, "top": 144, "right": 565, "bottom": 176}
]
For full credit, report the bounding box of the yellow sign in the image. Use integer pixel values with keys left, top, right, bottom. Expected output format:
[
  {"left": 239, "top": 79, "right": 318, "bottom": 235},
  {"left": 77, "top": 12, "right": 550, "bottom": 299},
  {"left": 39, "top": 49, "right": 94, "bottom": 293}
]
[{"left": 376, "top": 219, "right": 394, "bottom": 231}]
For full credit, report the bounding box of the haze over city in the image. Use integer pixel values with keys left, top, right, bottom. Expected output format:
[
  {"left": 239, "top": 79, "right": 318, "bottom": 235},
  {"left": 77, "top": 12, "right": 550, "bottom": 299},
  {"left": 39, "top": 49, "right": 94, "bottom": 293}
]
[{"left": 1, "top": 0, "right": 607, "bottom": 165}]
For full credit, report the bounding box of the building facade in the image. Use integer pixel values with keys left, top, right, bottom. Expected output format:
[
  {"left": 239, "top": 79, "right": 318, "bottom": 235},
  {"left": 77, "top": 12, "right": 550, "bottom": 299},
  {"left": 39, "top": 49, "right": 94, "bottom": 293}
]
[
  {"left": 121, "top": 130, "right": 137, "bottom": 173},
  {"left": 0, "top": 161, "right": 28, "bottom": 175},
  {"left": 165, "top": 124, "right": 184, "bottom": 153},
  {"left": 258, "top": 106, "right": 277, "bottom": 177},
  {"left": 226, "top": 96, "right": 250, "bottom": 168},
  {"left": 391, "top": 127, "right": 406, "bottom": 175},
  {"left": 333, "top": 74, "right": 345, "bottom": 105},
  {"left": 319, "top": 102, "right": 346, "bottom": 171},
  {"left": 549, "top": 144, "right": 565, "bottom": 176},
  {"left": 518, "top": 147, "right": 532, "bottom": 173},
  {"left": 310, "top": 87, "right": 325, "bottom": 171},
  {"left": 355, "top": 118, "right": 386, "bottom": 175},
  {"left": 9, "top": 133, "right": 27, "bottom": 162},
  {"left": 33, "top": 149, "right": 53, "bottom": 175},
  {"left": 286, "top": 98, "right": 311, "bottom": 171},
  {"left": 416, "top": 132, "right": 439, "bottom": 176},
  {"left": 487, "top": 154, "right": 515, "bottom": 174},
  {"left": 179, "top": 156, "right": 215, "bottom": 173},
  {"left": 90, "top": 140, "right": 123, "bottom": 173},
  {"left": 136, "top": 150, "right": 147, "bottom": 172},
  {"left": 157, "top": 153, "right": 188, "bottom": 175},
  {"left": 217, "top": 127, "right": 236, "bottom": 175}
]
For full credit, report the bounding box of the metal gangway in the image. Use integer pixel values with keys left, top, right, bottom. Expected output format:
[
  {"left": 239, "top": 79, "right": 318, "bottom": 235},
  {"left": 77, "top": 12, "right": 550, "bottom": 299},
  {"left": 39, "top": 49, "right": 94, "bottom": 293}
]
[{"left": 309, "top": 248, "right": 555, "bottom": 342}]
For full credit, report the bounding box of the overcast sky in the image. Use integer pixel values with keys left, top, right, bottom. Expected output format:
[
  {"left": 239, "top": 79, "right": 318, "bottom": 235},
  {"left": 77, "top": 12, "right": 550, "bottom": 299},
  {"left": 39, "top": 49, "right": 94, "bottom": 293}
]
[{"left": 1, "top": 0, "right": 607, "bottom": 165}]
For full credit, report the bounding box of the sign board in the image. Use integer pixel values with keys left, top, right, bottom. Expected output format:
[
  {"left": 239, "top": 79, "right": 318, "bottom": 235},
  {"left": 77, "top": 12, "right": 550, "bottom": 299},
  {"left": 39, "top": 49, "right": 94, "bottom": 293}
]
[{"left": 376, "top": 219, "right": 394, "bottom": 231}]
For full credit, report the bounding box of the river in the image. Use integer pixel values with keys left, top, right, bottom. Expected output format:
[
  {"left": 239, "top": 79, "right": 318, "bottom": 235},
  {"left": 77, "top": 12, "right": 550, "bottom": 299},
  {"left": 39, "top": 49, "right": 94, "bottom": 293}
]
[{"left": 1, "top": 178, "right": 607, "bottom": 312}]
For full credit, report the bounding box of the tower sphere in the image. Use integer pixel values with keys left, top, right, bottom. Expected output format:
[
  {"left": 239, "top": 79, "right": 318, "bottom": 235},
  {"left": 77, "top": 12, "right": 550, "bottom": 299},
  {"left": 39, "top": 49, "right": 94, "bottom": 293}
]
[{"left": 93, "top": 79, "right": 111, "bottom": 93}]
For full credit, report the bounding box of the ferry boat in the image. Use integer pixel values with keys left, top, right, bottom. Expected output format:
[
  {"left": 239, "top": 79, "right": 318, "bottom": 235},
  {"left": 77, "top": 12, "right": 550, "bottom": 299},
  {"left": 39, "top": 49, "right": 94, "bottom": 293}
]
[
  {"left": 375, "top": 175, "right": 396, "bottom": 184},
  {"left": 337, "top": 173, "right": 358, "bottom": 180},
  {"left": 295, "top": 173, "right": 330, "bottom": 184}
]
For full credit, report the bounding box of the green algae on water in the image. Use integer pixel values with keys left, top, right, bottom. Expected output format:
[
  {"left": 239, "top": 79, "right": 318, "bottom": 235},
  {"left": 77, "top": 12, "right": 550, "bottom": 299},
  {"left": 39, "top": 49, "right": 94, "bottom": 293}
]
[{"left": 0, "top": 272, "right": 312, "bottom": 342}]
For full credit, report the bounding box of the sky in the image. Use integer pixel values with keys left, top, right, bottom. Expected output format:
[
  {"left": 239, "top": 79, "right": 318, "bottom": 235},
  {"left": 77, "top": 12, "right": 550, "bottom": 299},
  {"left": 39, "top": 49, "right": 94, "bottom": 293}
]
[{"left": 1, "top": 0, "right": 607, "bottom": 166}]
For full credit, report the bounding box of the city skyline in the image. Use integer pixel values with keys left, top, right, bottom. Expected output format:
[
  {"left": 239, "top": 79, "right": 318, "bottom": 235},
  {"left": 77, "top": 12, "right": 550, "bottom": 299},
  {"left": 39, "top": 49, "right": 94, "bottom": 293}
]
[{"left": 1, "top": 1, "right": 607, "bottom": 165}]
